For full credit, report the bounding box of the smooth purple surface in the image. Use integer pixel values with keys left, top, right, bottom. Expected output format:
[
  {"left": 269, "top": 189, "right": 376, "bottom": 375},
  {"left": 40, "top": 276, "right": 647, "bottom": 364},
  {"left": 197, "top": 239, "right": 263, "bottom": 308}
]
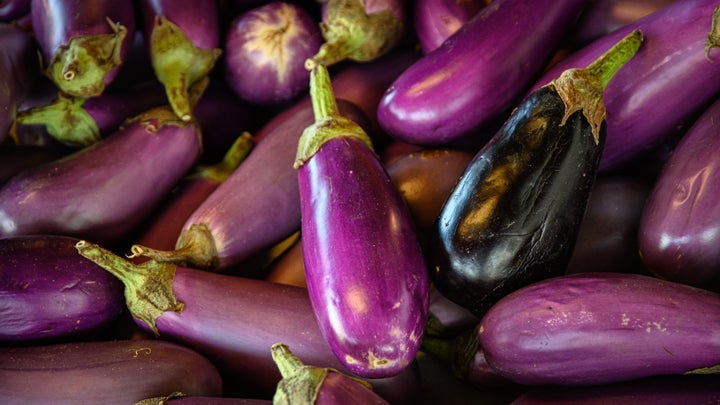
[
  {"left": 224, "top": 1, "right": 322, "bottom": 105},
  {"left": 83, "top": 80, "right": 167, "bottom": 136},
  {"left": 377, "top": 0, "right": 586, "bottom": 145},
  {"left": 531, "top": 0, "right": 720, "bottom": 172},
  {"left": 315, "top": 372, "right": 390, "bottom": 404},
  {"left": 413, "top": 0, "right": 487, "bottom": 54},
  {"left": 298, "top": 137, "right": 429, "bottom": 378},
  {"left": 138, "top": 0, "right": 220, "bottom": 50},
  {"left": 0, "top": 22, "right": 37, "bottom": 142},
  {"left": 0, "top": 0, "right": 30, "bottom": 21},
  {"left": 638, "top": 96, "right": 720, "bottom": 291},
  {"left": 479, "top": 272, "right": 720, "bottom": 385}
]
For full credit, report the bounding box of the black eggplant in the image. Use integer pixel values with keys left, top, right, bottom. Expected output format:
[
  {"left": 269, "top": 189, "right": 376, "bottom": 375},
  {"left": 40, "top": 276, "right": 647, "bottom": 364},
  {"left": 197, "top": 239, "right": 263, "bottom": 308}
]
[{"left": 428, "top": 30, "right": 643, "bottom": 317}]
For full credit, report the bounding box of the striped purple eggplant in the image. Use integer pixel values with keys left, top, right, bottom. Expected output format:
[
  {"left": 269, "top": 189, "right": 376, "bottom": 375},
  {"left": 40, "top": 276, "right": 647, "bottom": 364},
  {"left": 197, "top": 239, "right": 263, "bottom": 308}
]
[
  {"left": 75, "top": 241, "right": 423, "bottom": 404},
  {"left": 137, "top": 0, "right": 222, "bottom": 121},
  {"left": 0, "top": 339, "right": 223, "bottom": 405},
  {"left": 0, "top": 235, "right": 124, "bottom": 343},
  {"left": 531, "top": 0, "right": 720, "bottom": 172},
  {"left": 0, "top": 105, "right": 201, "bottom": 246},
  {"left": 376, "top": 0, "right": 586, "bottom": 146},
  {"left": 30, "top": 0, "right": 136, "bottom": 98},
  {"left": 413, "top": 0, "right": 489, "bottom": 54},
  {"left": 224, "top": 1, "right": 322, "bottom": 106},
  {"left": 0, "top": 22, "right": 37, "bottom": 143},
  {"left": 295, "top": 64, "right": 429, "bottom": 378},
  {"left": 0, "top": 0, "right": 30, "bottom": 21}
]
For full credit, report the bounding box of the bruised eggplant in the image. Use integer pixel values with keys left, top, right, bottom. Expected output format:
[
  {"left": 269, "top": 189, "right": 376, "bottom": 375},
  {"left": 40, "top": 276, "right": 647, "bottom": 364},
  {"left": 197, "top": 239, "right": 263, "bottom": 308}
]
[{"left": 428, "top": 30, "right": 643, "bottom": 317}]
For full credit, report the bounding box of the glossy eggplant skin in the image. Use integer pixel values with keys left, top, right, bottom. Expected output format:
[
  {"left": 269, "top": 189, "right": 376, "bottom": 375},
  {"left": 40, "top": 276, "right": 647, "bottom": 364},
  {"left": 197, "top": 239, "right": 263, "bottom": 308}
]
[
  {"left": 0, "top": 22, "right": 37, "bottom": 143},
  {"left": 429, "top": 87, "right": 604, "bottom": 317},
  {"left": 478, "top": 272, "right": 720, "bottom": 386},
  {"left": 413, "top": 0, "right": 488, "bottom": 54},
  {"left": 0, "top": 235, "right": 124, "bottom": 343},
  {"left": 0, "top": 339, "right": 223, "bottom": 405},
  {"left": 638, "top": 95, "right": 720, "bottom": 292}
]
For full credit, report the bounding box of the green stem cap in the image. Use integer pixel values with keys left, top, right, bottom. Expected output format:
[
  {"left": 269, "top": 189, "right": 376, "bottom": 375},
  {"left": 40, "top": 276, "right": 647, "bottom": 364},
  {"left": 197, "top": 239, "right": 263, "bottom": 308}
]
[{"left": 15, "top": 93, "right": 100, "bottom": 147}]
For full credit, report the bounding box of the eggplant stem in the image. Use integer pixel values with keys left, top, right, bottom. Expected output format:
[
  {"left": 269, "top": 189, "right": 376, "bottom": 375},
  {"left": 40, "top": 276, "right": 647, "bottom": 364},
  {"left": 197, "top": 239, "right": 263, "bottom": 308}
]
[
  {"left": 706, "top": 5, "right": 720, "bottom": 61},
  {"left": 128, "top": 223, "right": 219, "bottom": 271},
  {"left": 190, "top": 131, "right": 254, "bottom": 183}
]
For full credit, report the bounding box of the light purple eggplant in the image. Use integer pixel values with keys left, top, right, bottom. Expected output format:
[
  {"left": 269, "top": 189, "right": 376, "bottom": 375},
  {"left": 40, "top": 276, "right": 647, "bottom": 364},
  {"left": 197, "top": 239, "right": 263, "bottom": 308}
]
[
  {"left": 0, "top": 0, "right": 30, "bottom": 22},
  {"left": 376, "top": 0, "right": 586, "bottom": 146},
  {"left": 0, "top": 22, "right": 38, "bottom": 143},
  {"left": 224, "top": 1, "right": 322, "bottom": 106},
  {"left": 0, "top": 105, "right": 201, "bottom": 246},
  {"left": 413, "top": 0, "right": 489, "bottom": 54},
  {"left": 30, "top": 0, "right": 136, "bottom": 98},
  {"left": 137, "top": 0, "right": 222, "bottom": 121},
  {"left": 0, "top": 235, "right": 124, "bottom": 343},
  {"left": 295, "top": 64, "right": 429, "bottom": 378},
  {"left": 638, "top": 95, "right": 720, "bottom": 292},
  {"left": 75, "top": 240, "right": 423, "bottom": 404},
  {"left": 0, "top": 339, "right": 223, "bottom": 405},
  {"left": 530, "top": 0, "right": 720, "bottom": 172},
  {"left": 478, "top": 272, "right": 720, "bottom": 386}
]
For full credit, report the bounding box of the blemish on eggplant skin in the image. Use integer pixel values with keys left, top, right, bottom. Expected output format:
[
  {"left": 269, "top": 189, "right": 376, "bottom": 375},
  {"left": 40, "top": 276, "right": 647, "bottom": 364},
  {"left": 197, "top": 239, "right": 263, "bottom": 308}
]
[{"left": 131, "top": 347, "right": 152, "bottom": 357}]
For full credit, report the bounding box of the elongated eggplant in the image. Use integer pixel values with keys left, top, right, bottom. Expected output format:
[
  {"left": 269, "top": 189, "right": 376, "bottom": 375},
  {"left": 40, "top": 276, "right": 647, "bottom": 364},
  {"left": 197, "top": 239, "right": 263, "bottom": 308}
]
[
  {"left": 75, "top": 241, "right": 422, "bottom": 404},
  {"left": 413, "top": 0, "right": 489, "bottom": 54},
  {"left": 428, "top": 31, "right": 643, "bottom": 317},
  {"left": 0, "top": 22, "right": 37, "bottom": 144},
  {"left": 478, "top": 272, "right": 720, "bottom": 385},
  {"left": 294, "top": 64, "right": 429, "bottom": 378},
  {"left": 0, "top": 105, "right": 201, "bottom": 246},
  {"left": 0, "top": 339, "right": 223, "bottom": 404},
  {"left": 224, "top": 1, "right": 322, "bottom": 105},
  {"left": 376, "top": 0, "right": 586, "bottom": 146},
  {"left": 638, "top": 95, "right": 720, "bottom": 292},
  {"left": 0, "top": 235, "right": 124, "bottom": 343},
  {"left": 30, "top": 0, "right": 135, "bottom": 98},
  {"left": 0, "top": 0, "right": 30, "bottom": 22},
  {"left": 531, "top": 0, "right": 720, "bottom": 172}
]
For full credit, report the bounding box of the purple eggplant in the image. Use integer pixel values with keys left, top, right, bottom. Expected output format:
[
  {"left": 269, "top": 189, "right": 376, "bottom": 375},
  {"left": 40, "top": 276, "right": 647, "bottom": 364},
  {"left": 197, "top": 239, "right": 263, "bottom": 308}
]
[
  {"left": 294, "top": 64, "right": 429, "bottom": 378},
  {"left": 30, "top": 0, "right": 136, "bottom": 98},
  {"left": 0, "top": 105, "right": 201, "bottom": 246},
  {"left": 0, "top": 22, "right": 38, "bottom": 144},
  {"left": 424, "top": 286, "right": 479, "bottom": 338},
  {"left": 0, "top": 339, "right": 223, "bottom": 404},
  {"left": 0, "top": 235, "right": 124, "bottom": 343},
  {"left": 75, "top": 240, "right": 423, "bottom": 404},
  {"left": 478, "top": 272, "right": 720, "bottom": 386},
  {"left": 305, "top": 0, "right": 407, "bottom": 69},
  {"left": 137, "top": 0, "right": 222, "bottom": 121},
  {"left": 413, "top": 0, "right": 489, "bottom": 54},
  {"left": 0, "top": 144, "right": 68, "bottom": 185},
  {"left": 224, "top": 1, "right": 322, "bottom": 106},
  {"left": 638, "top": 95, "right": 720, "bottom": 292},
  {"left": 0, "top": 0, "right": 30, "bottom": 22},
  {"left": 136, "top": 394, "right": 271, "bottom": 405},
  {"left": 531, "top": 0, "right": 720, "bottom": 172},
  {"left": 376, "top": 0, "right": 586, "bottom": 146}
]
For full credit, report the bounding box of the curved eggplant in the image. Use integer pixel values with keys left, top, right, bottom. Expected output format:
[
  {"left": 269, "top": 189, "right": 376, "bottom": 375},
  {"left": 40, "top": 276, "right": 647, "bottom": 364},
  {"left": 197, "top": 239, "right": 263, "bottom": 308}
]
[
  {"left": 0, "top": 339, "right": 223, "bottom": 404},
  {"left": 0, "top": 22, "right": 38, "bottom": 144},
  {"left": 376, "top": 0, "right": 586, "bottom": 146},
  {"left": 478, "top": 272, "right": 720, "bottom": 386},
  {"left": 413, "top": 0, "right": 489, "bottom": 54}
]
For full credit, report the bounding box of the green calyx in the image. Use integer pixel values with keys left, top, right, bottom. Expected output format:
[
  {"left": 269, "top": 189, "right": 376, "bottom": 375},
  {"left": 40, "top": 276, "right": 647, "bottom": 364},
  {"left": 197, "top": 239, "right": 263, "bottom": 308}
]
[
  {"left": 15, "top": 93, "right": 100, "bottom": 147},
  {"left": 46, "top": 18, "right": 127, "bottom": 98},
  {"left": 128, "top": 223, "right": 219, "bottom": 271},
  {"left": 546, "top": 29, "right": 643, "bottom": 144},
  {"left": 74, "top": 240, "right": 183, "bottom": 336},
  {"left": 706, "top": 5, "right": 720, "bottom": 60},
  {"left": 305, "top": 0, "right": 404, "bottom": 70},
  {"left": 191, "top": 132, "right": 254, "bottom": 183},
  {"left": 294, "top": 64, "right": 374, "bottom": 168}
]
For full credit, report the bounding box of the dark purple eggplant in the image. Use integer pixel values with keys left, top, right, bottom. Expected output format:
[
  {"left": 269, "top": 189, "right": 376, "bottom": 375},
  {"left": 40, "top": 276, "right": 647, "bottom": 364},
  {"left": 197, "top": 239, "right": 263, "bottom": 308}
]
[
  {"left": 295, "top": 64, "right": 429, "bottom": 378},
  {"left": 638, "top": 95, "right": 720, "bottom": 292},
  {"left": 305, "top": 0, "right": 407, "bottom": 69},
  {"left": 74, "top": 240, "right": 423, "bottom": 404},
  {"left": 0, "top": 105, "right": 201, "bottom": 246},
  {"left": 0, "top": 0, "right": 30, "bottom": 22},
  {"left": 478, "top": 272, "right": 720, "bottom": 385},
  {"left": 137, "top": 0, "right": 222, "bottom": 121},
  {"left": 428, "top": 30, "right": 642, "bottom": 318},
  {"left": 30, "top": 0, "right": 136, "bottom": 98},
  {"left": 376, "top": 0, "right": 586, "bottom": 146},
  {"left": 0, "top": 235, "right": 124, "bottom": 343},
  {"left": 413, "top": 0, "right": 489, "bottom": 54},
  {"left": 0, "top": 22, "right": 37, "bottom": 144},
  {"left": 0, "top": 145, "right": 68, "bottom": 186},
  {"left": 0, "top": 339, "right": 223, "bottom": 404},
  {"left": 224, "top": 1, "right": 322, "bottom": 106},
  {"left": 531, "top": 0, "right": 720, "bottom": 172}
]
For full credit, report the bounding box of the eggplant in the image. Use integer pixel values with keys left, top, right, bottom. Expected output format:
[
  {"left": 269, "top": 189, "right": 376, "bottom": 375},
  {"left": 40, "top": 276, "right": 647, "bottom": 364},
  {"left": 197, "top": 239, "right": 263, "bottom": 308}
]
[
  {"left": 0, "top": 105, "right": 201, "bottom": 246},
  {"left": 424, "top": 286, "right": 479, "bottom": 339},
  {"left": 305, "top": 0, "right": 407, "bottom": 69},
  {"left": 530, "top": 0, "right": 720, "bottom": 172},
  {"left": 478, "top": 272, "right": 720, "bottom": 385},
  {"left": 0, "top": 144, "right": 68, "bottom": 185},
  {"left": 0, "top": 339, "right": 223, "bottom": 404},
  {"left": 0, "top": 235, "right": 124, "bottom": 343},
  {"left": 294, "top": 64, "right": 429, "bottom": 378},
  {"left": 224, "top": 1, "right": 322, "bottom": 105},
  {"left": 376, "top": 0, "right": 586, "bottom": 146},
  {"left": 413, "top": 0, "right": 489, "bottom": 54},
  {"left": 74, "top": 240, "right": 423, "bottom": 404},
  {"left": 428, "top": 30, "right": 642, "bottom": 318},
  {"left": 136, "top": 393, "right": 271, "bottom": 405},
  {"left": 0, "top": 0, "right": 30, "bottom": 22},
  {"left": 137, "top": 0, "right": 222, "bottom": 121},
  {"left": 638, "top": 95, "right": 720, "bottom": 292},
  {"left": 264, "top": 236, "right": 307, "bottom": 287},
  {"left": 0, "top": 22, "right": 38, "bottom": 144},
  {"left": 30, "top": 0, "right": 136, "bottom": 98}
]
